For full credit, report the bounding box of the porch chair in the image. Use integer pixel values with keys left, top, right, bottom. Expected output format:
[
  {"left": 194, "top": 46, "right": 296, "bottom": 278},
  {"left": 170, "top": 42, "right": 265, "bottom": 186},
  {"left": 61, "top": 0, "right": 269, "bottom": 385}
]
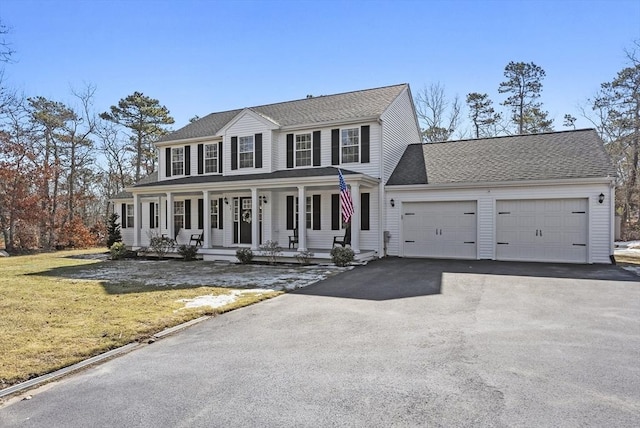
[
  {"left": 332, "top": 225, "right": 351, "bottom": 247},
  {"left": 189, "top": 230, "right": 204, "bottom": 247},
  {"left": 288, "top": 228, "right": 298, "bottom": 249}
]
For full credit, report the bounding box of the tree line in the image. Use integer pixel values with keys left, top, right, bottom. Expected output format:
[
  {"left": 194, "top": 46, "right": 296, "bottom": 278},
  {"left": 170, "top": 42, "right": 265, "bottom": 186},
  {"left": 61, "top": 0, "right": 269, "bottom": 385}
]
[{"left": 0, "top": 17, "right": 638, "bottom": 248}]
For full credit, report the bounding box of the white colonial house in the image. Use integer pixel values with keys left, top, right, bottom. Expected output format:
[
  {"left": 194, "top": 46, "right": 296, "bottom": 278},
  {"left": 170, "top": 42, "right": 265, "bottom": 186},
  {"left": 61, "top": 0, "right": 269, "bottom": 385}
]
[{"left": 113, "top": 84, "right": 616, "bottom": 264}]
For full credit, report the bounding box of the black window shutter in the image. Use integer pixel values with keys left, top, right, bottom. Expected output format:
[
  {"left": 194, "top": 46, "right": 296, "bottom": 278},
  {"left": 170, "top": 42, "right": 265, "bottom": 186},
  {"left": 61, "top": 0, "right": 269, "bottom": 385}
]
[
  {"left": 286, "top": 133, "right": 294, "bottom": 168},
  {"left": 331, "top": 129, "right": 340, "bottom": 165},
  {"left": 218, "top": 198, "right": 224, "bottom": 229},
  {"left": 165, "top": 147, "right": 172, "bottom": 177},
  {"left": 255, "top": 133, "right": 262, "bottom": 168},
  {"left": 331, "top": 194, "right": 340, "bottom": 230},
  {"left": 184, "top": 145, "right": 191, "bottom": 175},
  {"left": 231, "top": 137, "right": 238, "bottom": 170},
  {"left": 185, "top": 199, "right": 192, "bottom": 229},
  {"left": 197, "top": 198, "right": 204, "bottom": 229},
  {"left": 286, "top": 196, "right": 294, "bottom": 230},
  {"left": 197, "top": 144, "right": 203, "bottom": 175},
  {"left": 218, "top": 141, "right": 223, "bottom": 173},
  {"left": 361, "top": 125, "right": 370, "bottom": 163},
  {"left": 149, "top": 202, "right": 155, "bottom": 228},
  {"left": 361, "top": 193, "right": 370, "bottom": 230},
  {"left": 121, "top": 203, "right": 127, "bottom": 228},
  {"left": 313, "top": 194, "right": 321, "bottom": 230},
  {"left": 313, "top": 131, "right": 321, "bottom": 166}
]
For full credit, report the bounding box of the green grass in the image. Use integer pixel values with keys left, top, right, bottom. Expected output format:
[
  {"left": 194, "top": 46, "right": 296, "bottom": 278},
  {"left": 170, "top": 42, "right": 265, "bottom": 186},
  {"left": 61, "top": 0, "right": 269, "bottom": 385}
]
[{"left": 0, "top": 249, "right": 281, "bottom": 388}]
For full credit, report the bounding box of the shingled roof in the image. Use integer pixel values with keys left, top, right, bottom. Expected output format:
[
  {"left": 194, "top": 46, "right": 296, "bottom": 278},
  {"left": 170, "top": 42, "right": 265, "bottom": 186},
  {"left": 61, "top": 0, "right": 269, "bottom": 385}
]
[
  {"left": 160, "top": 84, "right": 408, "bottom": 142},
  {"left": 387, "top": 129, "right": 616, "bottom": 185}
]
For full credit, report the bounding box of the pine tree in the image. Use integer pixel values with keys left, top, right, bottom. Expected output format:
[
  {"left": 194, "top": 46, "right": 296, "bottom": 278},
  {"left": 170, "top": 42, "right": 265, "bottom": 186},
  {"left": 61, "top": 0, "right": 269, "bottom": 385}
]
[{"left": 106, "top": 212, "right": 122, "bottom": 248}]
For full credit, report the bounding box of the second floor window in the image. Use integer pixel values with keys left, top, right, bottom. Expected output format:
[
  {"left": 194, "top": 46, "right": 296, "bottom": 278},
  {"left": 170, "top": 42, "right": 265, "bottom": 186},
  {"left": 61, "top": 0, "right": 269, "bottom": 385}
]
[
  {"left": 239, "top": 136, "right": 254, "bottom": 168},
  {"left": 172, "top": 147, "right": 184, "bottom": 175},
  {"left": 341, "top": 128, "right": 359, "bottom": 163},
  {"left": 295, "top": 133, "right": 312, "bottom": 167},
  {"left": 205, "top": 144, "right": 218, "bottom": 173}
]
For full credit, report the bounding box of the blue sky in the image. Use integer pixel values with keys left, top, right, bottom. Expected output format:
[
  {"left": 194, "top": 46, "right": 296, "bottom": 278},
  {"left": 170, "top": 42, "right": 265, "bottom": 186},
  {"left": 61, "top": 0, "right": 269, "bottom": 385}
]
[{"left": 1, "top": 0, "right": 639, "bottom": 133}]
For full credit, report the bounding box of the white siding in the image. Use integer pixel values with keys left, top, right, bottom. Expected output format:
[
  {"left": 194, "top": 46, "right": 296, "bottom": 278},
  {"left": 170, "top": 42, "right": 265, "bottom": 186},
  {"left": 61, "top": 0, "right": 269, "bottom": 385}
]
[
  {"left": 222, "top": 113, "right": 273, "bottom": 175},
  {"left": 380, "top": 87, "right": 422, "bottom": 183},
  {"left": 386, "top": 182, "right": 613, "bottom": 264}
]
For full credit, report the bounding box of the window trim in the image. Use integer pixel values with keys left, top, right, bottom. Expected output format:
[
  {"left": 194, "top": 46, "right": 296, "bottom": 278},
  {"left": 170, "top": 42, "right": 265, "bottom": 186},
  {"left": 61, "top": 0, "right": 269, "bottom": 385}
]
[
  {"left": 210, "top": 199, "right": 219, "bottom": 229},
  {"left": 171, "top": 147, "right": 185, "bottom": 176},
  {"left": 340, "top": 127, "right": 360, "bottom": 164},
  {"left": 238, "top": 135, "right": 254, "bottom": 169},
  {"left": 173, "top": 200, "right": 185, "bottom": 231},
  {"left": 204, "top": 143, "right": 218, "bottom": 174},
  {"left": 295, "top": 133, "right": 312, "bottom": 167},
  {"left": 153, "top": 202, "right": 159, "bottom": 228},
  {"left": 126, "top": 204, "right": 134, "bottom": 229}
]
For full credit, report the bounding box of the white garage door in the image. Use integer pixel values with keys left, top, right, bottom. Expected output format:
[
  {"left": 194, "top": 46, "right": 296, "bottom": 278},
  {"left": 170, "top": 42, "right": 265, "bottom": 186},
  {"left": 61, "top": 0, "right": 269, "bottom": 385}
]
[
  {"left": 402, "top": 201, "right": 477, "bottom": 259},
  {"left": 496, "top": 199, "right": 588, "bottom": 263}
]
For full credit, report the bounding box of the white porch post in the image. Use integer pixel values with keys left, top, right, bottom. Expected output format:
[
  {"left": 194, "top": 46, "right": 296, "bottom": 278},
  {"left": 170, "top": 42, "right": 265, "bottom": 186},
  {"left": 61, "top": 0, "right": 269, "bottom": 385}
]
[
  {"left": 157, "top": 195, "right": 163, "bottom": 235},
  {"left": 133, "top": 193, "right": 140, "bottom": 247},
  {"left": 203, "top": 191, "right": 211, "bottom": 248},
  {"left": 297, "top": 186, "right": 307, "bottom": 252},
  {"left": 167, "top": 192, "right": 174, "bottom": 239},
  {"left": 251, "top": 188, "right": 259, "bottom": 251},
  {"left": 351, "top": 183, "right": 360, "bottom": 254}
]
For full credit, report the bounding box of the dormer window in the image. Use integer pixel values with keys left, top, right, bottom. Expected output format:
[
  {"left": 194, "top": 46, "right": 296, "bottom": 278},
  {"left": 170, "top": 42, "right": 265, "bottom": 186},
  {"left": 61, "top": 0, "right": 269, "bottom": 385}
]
[
  {"left": 295, "top": 133, "right": 312, "bottom": 167},
  {"left": 172, "top": 147, "right": 184, "bottom": 175},
  {"left": 239, "top": 136, "right": 254, "bottom": 168},
  {"left": 341, "top": 128, "right": 359, "bottom": 163}
]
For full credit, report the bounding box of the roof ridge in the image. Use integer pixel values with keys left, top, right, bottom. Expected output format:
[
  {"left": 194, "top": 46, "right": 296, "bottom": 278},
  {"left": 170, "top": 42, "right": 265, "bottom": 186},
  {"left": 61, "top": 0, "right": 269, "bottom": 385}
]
[{"left": 425, "top": 128, "right": 597, "bottom": 145}]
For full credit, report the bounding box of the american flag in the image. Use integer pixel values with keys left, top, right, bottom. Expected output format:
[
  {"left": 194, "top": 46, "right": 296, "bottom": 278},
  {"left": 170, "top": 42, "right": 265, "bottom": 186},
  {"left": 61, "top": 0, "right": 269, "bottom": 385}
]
[{"left": 338, "top": 169, "right": 354, "bottom": 224}]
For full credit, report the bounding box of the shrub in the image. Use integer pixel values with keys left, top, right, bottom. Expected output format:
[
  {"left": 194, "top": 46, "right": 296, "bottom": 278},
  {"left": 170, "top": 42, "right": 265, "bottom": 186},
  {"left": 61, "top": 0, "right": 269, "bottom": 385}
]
[
  {"left": 110, "top": 242, "right": 128, "bottom": 260},
  {"left": 259, "top": 240, "right": 282, "bottom": 265},
  {"left": 236, "top": 248, "right": 254, "bottom": 264},
  {"left": 58, "top": 218, "right": 99, "bottom": 249},
  {"left": 148, "top": 231, "right": 175, "bottom": 260},
  {"left": 295, "top": 249, "right": 315, "bottom": 265},
  {"left": 330, "top": 246, "right": 354, "bottom": 267},
  {"left": 177, "top": 244, "right": 198, "bottom": 261},
  {"left": 106, "top": 213, "right": 122, "bottom": 248}
]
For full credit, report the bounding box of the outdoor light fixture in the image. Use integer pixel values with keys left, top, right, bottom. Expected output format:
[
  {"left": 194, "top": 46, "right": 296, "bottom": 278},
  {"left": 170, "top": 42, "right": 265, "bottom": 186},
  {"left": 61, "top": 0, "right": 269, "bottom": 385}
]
[
  {"left": 224, "top": 197, "right": 229, "bottom": 205},
  {"left": 260, "top": 196, "right": 268, "bottom": 204},
  {"left": 598, "top": 193, "right": 605, "bottom": 204},
  {"left": 390, "top": 198, "right": 395, "bottom": 207}
]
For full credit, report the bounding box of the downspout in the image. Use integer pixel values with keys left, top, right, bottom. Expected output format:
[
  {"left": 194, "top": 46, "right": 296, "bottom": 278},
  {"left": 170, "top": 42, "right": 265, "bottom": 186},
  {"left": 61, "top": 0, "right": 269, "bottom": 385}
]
[{"left": 378, "top": 118, "right": 386, "bottom": 257}]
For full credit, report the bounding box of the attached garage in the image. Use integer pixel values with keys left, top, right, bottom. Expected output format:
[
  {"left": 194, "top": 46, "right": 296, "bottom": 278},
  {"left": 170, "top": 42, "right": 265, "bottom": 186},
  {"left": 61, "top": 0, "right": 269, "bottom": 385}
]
[
  {"left": 495, "top": 199, "right": 588, "bottom": 263},
  {"left": 385, "top": 129, "right": 616, "bottom": 264},
  {"left": 402, "top": 201, "right": 476, "bottom": 259}
]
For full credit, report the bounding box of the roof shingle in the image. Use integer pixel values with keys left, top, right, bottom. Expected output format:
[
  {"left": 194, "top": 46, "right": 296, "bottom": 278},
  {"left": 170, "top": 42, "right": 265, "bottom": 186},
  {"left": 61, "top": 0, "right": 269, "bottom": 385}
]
[{"left": 387, "top": 129, "right": 616, "bottom": 185}]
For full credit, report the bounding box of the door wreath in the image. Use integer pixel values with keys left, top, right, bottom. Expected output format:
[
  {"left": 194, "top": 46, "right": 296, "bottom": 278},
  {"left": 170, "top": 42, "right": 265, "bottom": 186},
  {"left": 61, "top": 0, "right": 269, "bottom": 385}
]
[{"left": 242, "top": 210, "right": 252, "bottom": 223}]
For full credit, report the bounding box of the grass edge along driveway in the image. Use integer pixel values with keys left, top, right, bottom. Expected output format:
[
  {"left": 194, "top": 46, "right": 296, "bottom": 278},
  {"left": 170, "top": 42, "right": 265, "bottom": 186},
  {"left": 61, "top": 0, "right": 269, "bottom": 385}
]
[{"left": 0, "top": 249, "right": 281, "bottom": 389}]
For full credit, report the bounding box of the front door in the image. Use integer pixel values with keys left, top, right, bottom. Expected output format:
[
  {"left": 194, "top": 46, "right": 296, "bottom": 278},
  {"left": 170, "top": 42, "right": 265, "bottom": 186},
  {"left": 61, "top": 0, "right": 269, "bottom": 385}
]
[{"left": 233, "top": 197, "right": 263, "bottom": 245}]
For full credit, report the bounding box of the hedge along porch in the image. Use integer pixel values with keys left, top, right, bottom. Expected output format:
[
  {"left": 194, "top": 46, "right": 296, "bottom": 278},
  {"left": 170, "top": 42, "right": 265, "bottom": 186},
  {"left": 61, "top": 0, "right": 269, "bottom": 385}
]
[{"left": 117, "top": 168, "right": 380, "bottom": 261}]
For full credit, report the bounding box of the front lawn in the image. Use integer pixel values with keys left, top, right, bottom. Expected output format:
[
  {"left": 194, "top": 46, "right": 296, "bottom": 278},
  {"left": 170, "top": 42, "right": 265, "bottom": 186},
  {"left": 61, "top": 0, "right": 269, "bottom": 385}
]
[{"left": 0, "top": 249, "right": 283, "bottom": 389}]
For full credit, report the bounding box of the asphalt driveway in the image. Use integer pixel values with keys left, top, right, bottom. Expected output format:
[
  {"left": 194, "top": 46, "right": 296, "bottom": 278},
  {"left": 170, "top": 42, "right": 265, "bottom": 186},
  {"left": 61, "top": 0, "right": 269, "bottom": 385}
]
[{"left": 1, "top": 258, "right": 639, "bottom": 427}]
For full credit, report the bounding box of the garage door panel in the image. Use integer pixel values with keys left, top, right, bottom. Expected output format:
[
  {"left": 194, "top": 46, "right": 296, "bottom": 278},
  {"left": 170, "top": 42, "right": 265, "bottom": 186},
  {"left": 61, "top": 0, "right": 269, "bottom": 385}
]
[
  {"left": 496, "top": 198, "right": 588, "bottom": 263},
  {"left": 403, "top": 201, "right": 477, "bottom": 259}
]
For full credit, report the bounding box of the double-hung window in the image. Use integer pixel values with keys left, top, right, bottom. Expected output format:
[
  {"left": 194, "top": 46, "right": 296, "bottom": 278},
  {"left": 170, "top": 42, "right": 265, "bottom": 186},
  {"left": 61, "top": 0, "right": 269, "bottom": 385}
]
[
  {"left": 210, "top": 199, "right": 219, "bottom": 229},
  {"left": 174, "top": 201, "right": 184, "bottom": 231},
  {"left": 126, "top": 204, "right": 134, "bottom": 228},
  {"left": 153, "top": 202, "right": 159, "bottom": 228},
  {"left": 341, "top": 128, "right": 359, "bottom": 163},
  {"left": 204, "top": 143, "right": 218, "bottom": 173},
  {"left": 239, "top": 136, "right": 254, "bottom": 168},
  {"left": 295, "top": 133, "right": 312, "bottom": 167},
  {"left": 172, "top": 147, "right": 184, "bottom": 175}
]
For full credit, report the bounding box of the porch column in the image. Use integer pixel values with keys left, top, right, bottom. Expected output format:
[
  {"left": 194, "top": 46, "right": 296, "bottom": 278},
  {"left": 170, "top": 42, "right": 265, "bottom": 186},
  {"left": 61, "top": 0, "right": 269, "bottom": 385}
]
[
  {"left": 297, "top": 185, "right": 307, "bottom": 252},
  {"left": 167, "top": 192, "right": 174, "bottom": 239},
  {"left": 157, "top": 195, "right": 163, "bottom": 236},
  {"left": 251, "top": 188, "right": 259, "bottom": 251},
  {"left": 203, "top": 191, "right": 211, "bottom": 248},
  {"left": 133, "top": 193, "right": 140, "bottom": 247},
  {"left": 351, "top": 183, "right": 360, "bottom": 254}
]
